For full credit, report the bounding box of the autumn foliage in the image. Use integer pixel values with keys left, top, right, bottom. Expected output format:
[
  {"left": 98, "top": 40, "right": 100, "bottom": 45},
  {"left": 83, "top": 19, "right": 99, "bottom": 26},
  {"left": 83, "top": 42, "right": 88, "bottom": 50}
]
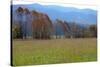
[{"left": 12, "top": 7, "right": 97, "bottom": 39}]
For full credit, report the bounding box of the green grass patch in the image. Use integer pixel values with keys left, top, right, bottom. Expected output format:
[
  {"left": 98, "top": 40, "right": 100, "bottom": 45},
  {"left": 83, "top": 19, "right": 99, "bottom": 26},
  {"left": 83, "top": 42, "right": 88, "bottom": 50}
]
[{"left": 12, "top": 38, "right": 97, "bottom": 66}]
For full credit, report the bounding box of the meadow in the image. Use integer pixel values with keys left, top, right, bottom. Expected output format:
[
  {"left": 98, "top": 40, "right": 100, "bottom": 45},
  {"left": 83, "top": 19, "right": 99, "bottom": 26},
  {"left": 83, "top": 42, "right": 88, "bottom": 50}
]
[{"left": 12, "top": 38, "right": 97, "bottom": 66}]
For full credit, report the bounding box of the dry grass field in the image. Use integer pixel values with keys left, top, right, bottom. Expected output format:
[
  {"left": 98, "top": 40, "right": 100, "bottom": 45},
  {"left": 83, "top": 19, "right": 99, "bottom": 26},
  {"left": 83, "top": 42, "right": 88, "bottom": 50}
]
[{"left": 12, "top": 38, "right": 97, "bottom": 66}]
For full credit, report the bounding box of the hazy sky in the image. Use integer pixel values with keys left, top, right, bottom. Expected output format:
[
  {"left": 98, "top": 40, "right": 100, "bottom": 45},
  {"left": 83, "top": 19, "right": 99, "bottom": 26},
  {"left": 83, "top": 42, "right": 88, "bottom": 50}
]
[{"left": 12, "top": 0, "right": 98, "bottom": 10}]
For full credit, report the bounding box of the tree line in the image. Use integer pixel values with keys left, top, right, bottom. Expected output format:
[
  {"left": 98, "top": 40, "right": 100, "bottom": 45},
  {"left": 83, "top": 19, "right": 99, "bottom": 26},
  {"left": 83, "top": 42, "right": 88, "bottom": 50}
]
[{"left": 12, "top": 7, "right": 97, "bottom": 39}]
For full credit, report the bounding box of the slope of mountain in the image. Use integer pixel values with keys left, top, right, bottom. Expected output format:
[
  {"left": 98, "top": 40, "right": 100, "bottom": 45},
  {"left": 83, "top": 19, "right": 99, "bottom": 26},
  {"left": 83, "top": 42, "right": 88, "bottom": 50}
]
[{"left": 12, "top": 3, "right": 97, "bottom": 24}]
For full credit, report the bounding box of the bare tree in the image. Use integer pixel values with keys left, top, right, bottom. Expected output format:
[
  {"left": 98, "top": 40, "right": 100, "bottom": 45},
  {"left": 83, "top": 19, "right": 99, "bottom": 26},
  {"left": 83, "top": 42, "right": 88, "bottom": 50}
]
[
  {"left": 55, "top": 19, "right": 67, "bottom": 38},
  {"left": 63, "top": 21, "right": 71, "bottom": 38},
  {"left": 16, "top": 7, "right": 24, "bottom": 39},
  {"left": 23, "top": 8, "right": 30, "bottom": 39}
]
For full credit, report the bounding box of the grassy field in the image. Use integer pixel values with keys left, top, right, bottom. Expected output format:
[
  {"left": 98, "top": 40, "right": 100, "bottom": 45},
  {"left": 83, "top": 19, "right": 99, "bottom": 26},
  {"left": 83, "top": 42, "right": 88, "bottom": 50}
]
[{"left": 12, "top": 38, "right": 97, "bottom": 66}]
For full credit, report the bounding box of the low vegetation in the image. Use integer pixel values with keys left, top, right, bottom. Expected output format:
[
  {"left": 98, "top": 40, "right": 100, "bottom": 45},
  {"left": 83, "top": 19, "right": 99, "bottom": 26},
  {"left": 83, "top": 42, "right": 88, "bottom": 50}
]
[{"left": 12, "top": 38, "right": 97, "bottom": 66}]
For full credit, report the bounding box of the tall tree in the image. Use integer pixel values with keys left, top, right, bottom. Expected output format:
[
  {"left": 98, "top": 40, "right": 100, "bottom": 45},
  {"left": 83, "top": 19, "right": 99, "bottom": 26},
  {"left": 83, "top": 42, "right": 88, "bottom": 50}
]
[
  {"left": 31, "top": 10, "right": 52, "bottom": 39},
  {"left": 63, "top": 21, "right": 71, "bottom": 38},
  {"left": 16, "top": 7, "right": 24, "bottom": 39},
  {"left": 69, "top": 22, "right": 79, "bottom": 38},
  {"left": 23, "top": 8, "right": 30, "bottom": 39},
  {"left": 89, "top": 24, "right": 97, "bottom": 37},
  {"left": 55, "top": 19, "right": 67, "bottom": 38}
]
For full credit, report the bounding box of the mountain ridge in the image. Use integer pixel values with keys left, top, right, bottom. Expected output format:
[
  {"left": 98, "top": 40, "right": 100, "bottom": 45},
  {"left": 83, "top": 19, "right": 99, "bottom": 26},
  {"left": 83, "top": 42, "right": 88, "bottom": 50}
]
[{"left": 12, "top": 3, "right": 97, "bottom": 25}]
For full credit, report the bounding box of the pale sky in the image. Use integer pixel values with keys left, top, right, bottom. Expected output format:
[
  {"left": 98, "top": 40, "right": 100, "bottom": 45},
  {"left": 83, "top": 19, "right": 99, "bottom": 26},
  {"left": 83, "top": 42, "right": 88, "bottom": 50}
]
[{"left": 12, "top": 0, "right": 98, "bottom": 10}]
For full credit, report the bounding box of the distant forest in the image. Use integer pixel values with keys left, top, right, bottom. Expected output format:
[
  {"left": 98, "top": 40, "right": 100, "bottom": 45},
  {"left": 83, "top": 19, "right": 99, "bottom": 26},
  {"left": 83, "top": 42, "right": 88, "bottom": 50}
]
[{"left": 12, "top": 7, "right": 97, "bottom": 39}]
